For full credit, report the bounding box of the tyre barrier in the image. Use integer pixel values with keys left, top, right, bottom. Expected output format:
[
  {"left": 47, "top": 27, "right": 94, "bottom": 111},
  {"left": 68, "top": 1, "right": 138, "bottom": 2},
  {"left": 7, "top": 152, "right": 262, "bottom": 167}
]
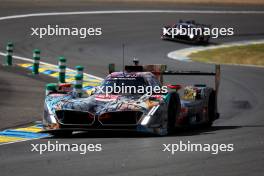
[
  {"left": 5, "top": 42, "right": 13, "bottom": 66},
  {"left": 58, "top": 56, "right": 66, "bottom": 83},
  {"left": 74, "top": 74, "right": 83, "bottom": 97},
  {"left": 32, "top": 49, "right": 40, "bottom": 74},
  {"left": 76, "top": 65, "right": 84, "bottom": 78}
]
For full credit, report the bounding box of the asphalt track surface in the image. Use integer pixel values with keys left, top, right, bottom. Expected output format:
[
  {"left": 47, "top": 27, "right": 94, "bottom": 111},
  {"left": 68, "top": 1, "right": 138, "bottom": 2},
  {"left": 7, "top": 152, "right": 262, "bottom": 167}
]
[
  {"left": 0, "top": 2, "right": 264, "bottom": 176},
  {"left": 0, "top": 65, "right": 54, "bottom": 130}
]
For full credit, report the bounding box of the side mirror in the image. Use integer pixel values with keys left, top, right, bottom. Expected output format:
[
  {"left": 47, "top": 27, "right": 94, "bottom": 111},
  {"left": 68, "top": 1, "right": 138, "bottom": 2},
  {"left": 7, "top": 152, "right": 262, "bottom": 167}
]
[
  {"left": 90, "top": 86, "right": 99, "bottom": 95},
  {"left": 167, "top": 84, "right": 182, "bottom": 91},
  {"left": 58, "top": 83, "right": 73, "bottom": 92}
]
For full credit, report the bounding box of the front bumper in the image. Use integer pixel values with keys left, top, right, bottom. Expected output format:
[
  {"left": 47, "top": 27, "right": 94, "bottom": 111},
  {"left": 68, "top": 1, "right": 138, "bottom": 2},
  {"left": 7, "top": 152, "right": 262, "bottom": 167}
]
[{"left": 43, "top": 122, "right": 167, "bottom": 136}]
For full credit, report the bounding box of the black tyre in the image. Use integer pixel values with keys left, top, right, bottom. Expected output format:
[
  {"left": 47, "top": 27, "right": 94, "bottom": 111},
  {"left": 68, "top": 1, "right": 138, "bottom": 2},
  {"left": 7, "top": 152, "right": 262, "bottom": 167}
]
[
  {"left": 204, "top": 91, "right": 217, "bottom": 127},
  {"left": 203, "top": 36, "right": 210, "bottom": 44},
  {"left": 204, "top": 37, "right": 210, "bottom": 43},
  {"left": 167, "top": 92, "right": 181, "bottom": 134},
  {"left": 199, "top": 35, "right": 209, "bottom": 44},
  {"left": 51, "top": 130, "right": 72, "bottom": 138}
]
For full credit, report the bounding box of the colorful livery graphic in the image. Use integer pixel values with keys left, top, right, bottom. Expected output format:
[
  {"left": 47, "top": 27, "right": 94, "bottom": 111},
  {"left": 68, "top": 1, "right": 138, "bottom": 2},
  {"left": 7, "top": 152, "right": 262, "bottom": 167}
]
[{"left": 43, "top": 60, "right": 220, "bottom": 136}]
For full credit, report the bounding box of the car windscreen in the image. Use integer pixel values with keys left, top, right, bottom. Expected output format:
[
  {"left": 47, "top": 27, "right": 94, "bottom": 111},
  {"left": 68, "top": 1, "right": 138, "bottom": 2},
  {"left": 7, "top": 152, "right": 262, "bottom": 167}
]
[{"left": 97, "top": 76, "right": 148, "bottom": 94}]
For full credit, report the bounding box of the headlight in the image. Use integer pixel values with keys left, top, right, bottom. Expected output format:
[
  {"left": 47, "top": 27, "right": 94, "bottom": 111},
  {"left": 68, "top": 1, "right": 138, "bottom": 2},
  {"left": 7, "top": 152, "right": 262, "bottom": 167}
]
[{"left": 141, "top": 105, "right": 160, "bottom": 125}]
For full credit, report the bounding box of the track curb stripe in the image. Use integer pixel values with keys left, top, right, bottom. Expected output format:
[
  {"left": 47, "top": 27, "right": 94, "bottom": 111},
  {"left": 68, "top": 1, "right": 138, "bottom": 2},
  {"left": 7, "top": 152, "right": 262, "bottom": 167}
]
[
  {"left": 0, "top": 123, "right": 50, "bottom": 144},
  {"left": 0, "top": 136, "right": 25, "bottom": 143},
  {"left": 18, "top": 63, "right": 102, "bottom": 93}
]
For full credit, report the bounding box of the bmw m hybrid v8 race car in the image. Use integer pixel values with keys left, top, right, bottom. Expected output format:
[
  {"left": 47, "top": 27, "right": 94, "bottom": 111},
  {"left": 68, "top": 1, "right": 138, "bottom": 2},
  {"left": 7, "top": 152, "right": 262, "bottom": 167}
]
[
  {"left": 161, "top": 20, "right": 211, "bottom": 44},
  {"left": 43, "top": 61, "right": 220, "bottom": 136}
]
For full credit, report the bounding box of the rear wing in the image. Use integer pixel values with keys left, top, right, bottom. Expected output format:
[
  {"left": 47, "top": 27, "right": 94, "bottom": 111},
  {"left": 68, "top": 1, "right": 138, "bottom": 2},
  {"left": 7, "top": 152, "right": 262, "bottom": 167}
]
[
  {"left": 163, "top": 65, "right": 221, "bottom": 96},
  {"left": 177, "top": 20, "right": 212, "bottom": 29},
  {"left": 108, "top": 63, "right": 220, "bottom": 95},
  {"left": 163, "top": 65, "right": 220, "bottom": 116}
]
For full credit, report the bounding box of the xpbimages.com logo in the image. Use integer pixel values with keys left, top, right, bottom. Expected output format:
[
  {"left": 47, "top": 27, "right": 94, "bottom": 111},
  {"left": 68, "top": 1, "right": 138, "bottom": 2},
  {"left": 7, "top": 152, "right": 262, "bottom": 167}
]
[
  {"left": 162, "top": 141, "right": 234, "bottom": 155},
  {"left": 95, "top": 84, "right": 168, "bottom": 96},
  {"left": 162, "top": 25, "right": 234, "bottom": 39},
  {"left": 31, "top": 141, "right": 102, "bottom": 155},
  {"left": 31, "top": 24, "right": 102, "bottom": 39}
]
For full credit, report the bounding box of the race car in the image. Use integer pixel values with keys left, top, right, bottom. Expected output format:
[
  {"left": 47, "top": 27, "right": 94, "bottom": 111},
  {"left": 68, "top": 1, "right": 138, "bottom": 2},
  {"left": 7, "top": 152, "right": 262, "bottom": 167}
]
[
  {"left": 43, "top": 60, "right": 220, "bottom": 136},
  {"left": 161, "top": 20, "right": 211, "bottom": 44}
]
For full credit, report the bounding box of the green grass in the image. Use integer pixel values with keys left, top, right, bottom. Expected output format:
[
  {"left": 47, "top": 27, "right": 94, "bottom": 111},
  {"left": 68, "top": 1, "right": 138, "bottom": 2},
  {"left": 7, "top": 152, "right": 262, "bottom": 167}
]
[{"left": 189, "top": 44, "right": 264, "bottom": 66}]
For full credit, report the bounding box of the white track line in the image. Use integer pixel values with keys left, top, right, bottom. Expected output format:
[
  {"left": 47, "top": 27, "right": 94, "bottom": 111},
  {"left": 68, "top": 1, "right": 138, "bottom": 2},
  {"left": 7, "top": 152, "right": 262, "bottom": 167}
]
[{"left": 0, "top": 10, "right": 264, "bottom": 21}]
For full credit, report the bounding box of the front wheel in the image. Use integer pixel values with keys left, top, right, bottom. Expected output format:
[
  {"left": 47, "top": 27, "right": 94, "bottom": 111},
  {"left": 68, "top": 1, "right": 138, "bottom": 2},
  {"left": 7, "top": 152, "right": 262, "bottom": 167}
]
[
  {"left": 167, "top": 92, "right": 181, "bottom": 134},
  {"left": 50, "top": 130, "right": 72, "bottom": 138}
]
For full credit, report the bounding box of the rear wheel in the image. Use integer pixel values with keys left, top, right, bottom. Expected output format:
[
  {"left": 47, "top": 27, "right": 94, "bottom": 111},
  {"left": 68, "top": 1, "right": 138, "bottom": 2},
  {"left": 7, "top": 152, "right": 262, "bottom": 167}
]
[
  {"left": 167, "top": 92, "right": 181, "bottom": 134},
  {"left": 203, "top": 35, "right": 210, "bottom": 44}
]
